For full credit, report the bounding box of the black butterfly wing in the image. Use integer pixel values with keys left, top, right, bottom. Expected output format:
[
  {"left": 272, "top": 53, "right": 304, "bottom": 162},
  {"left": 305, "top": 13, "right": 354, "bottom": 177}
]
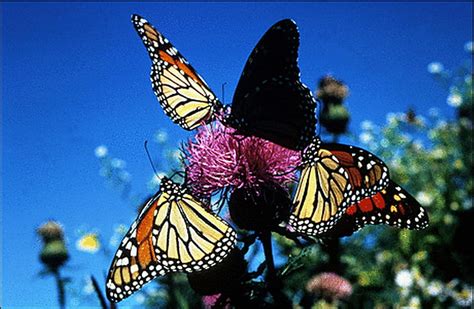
[
  {"left": 227, "top": 19, "right": 316, "bottom": 150},
  {"left": 321, "top": 180, "right": 429, "bottom": 238},
  {"left": 233, "top": 19, "right": 300, "bottom": 96}
]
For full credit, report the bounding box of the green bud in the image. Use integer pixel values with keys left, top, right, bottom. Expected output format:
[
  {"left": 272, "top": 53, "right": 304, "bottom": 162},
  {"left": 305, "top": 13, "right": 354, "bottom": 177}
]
[{"left": 40, "top": 240, "right": 69, "bottom": 271}]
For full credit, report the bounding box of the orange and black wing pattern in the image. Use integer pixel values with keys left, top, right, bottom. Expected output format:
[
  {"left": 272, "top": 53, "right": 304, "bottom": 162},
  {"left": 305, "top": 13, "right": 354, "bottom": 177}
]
[
  {"left": 106, "top": 178, "right": 236, "bottom": 302},
  {"left": 289, "top": 137, "right": 390, "bottom": 236},
  {"left": 131, "top": 14, "right": 222, "bottom": 130},
  {"left": 320, "top": 180, "right": 429, "bottom": 238}
]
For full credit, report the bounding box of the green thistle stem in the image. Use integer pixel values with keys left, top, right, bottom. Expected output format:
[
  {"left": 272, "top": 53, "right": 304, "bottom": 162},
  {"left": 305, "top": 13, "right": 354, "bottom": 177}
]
[
  {"left": 260, "top": 230, "right": 291, "bottom": 308},
  {"left": 53, "top": 270, "right": 65, "bottom": 309},
  {"left": 90, "top": 275, "right": 108, "bottom": 309}
]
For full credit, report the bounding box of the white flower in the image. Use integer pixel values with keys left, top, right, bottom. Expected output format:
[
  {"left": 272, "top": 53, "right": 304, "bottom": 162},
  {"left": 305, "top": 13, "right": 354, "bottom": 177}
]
[
  {"left": 99, "top": 167, "right": 109, "bottom": 177},
  {"left": 447, "top": 93, "right": 463, "bottom": 107},
  {"left": 428, "top": 108, "right": 440, "bottom": 118},
  {"left": 464, "top": 41, "right": 473, "bottom": 53},
  {"left": 111, "top": 158, "right": 126, "bottom": 169},
  {"left": 109, "top": 224, "right": 127, "bottom": 247},
  {"left": 83, "top": 277, "right": 95, "bottom": 295},
  {"left": 427, "top": 281, "right": 443, "bottom": 296},
  {"left": 395, "top": 269, "right": 414, "bottom": 288},
  {"left": 386, "top": 113, "right": 397, "bottom": 125},
  {"left": 390, "top": 158, "right": 402, "bottom": 169},
  {"left": 454, "top": 287, "right": 473, "bottom": 306},
  {"left": 412, "top": 140, "right": 423, "bottom": 151},
  {"left": 359, "top": 132, "right": 373, "bottom": 144},
  {"left": 435, "top": 120, "right": 448, "bottom": 129},
  {"left": 416, "top": 115, "right": 426, "bottom": 126},
  {"left": 135, "top": 293, "right": 146, "bottom": 304},
  {"left": 427, "top": 62, "right": 444, "bottom": 74},
  {"left": 76, "top": 233, "right": 100, "bottom": 253},
  {"left": 408, "top": 296, "right": 421, "bottom": 308},
  {"left": 154, "top": 130, "right": 168, "bottom": 144},
  {"left": 94, "top": 145, "right": 108, "bottom": 158},
  {"left": 361, "top": 120, "right": 374, "bottom": 131},
  {"left": 416, "top": 191, "right": 434, "bottom": 207},
  {"left": 119, "top": 171, "right": 131, "bottom": 182},
  {"left": 462, "top": 198, "right": 473, "bottom": 210}
]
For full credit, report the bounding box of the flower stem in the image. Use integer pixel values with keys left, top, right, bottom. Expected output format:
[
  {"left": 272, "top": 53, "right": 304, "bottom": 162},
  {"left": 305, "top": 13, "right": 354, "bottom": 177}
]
[
  {"left": 53, "top": 270, "right": 65, "bottom": 309},
  {"left": 322, "top": 238, "right": 343, "bottom": 274},
  {"left": 260, "top": 230, "right": 291, "bottom": 308},
  {"left": 90, "top": 275, "right": 108, "bottom": 309}
]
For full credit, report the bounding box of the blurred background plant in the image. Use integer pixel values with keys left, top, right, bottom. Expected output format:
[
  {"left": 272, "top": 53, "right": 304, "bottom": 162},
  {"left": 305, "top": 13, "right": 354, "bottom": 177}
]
[
  {"left": 36, "top": 41, "right": 473, "bottom": 308},
  {"left": 37, "top": 220, "right": 70, "bottom": 309}
]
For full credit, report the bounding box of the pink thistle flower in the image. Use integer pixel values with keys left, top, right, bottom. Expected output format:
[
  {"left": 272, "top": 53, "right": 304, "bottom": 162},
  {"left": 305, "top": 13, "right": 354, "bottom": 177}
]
[
  {"left": 202, "top": 294, "right": 231, "bottom": 309},
  {"left": 184, "top": 121, "right": 300, "bottom": 197},
  {"left": 306, "top": 272, "right": 353, "bottom": 301}
]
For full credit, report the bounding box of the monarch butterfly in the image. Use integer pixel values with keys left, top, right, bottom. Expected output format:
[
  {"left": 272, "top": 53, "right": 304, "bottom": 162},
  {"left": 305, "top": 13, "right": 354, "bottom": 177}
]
[
  {"left": 131, "top": 15, "right": 223, "bottom": 130},
  {"left": 319, "top": 180, "right": 429, "bottom": 238},
  {"left": 106, "top": 177, "right": 237, "bottom": 302},
  {"left": 132, "top": 15, "right": 316, "bottom": 150},
  {"left": 289, "top": 137, "right": 428, "bottom": 237},
  {"left": 224, "top": 19, "right": 316, "bottom": 150}
]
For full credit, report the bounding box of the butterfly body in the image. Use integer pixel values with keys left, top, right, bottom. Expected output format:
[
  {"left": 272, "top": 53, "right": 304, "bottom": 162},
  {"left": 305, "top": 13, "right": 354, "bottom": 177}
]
[{"left": 106, "top": 177, "right": 236, "bottom": 302}]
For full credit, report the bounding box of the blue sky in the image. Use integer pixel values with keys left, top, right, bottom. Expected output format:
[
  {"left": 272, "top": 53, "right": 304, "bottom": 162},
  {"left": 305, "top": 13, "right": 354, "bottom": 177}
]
[{"left": 2, "top": 2, "right": 472, "bottom": 308}]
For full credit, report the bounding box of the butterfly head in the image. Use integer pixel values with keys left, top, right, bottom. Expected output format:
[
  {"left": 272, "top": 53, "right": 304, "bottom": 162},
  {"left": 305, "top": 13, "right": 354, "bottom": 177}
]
[
  {"left": 301, "top": 136, "right": 322, "bottom": 164},
  {"left": 159, "top": 177, "right": 186, "bottom": 197}
]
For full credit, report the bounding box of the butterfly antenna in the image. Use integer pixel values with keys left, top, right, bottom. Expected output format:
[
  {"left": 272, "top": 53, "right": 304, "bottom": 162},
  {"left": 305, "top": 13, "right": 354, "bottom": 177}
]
[
  {"left": 144, "top": 140, "right": 160, "bottom": 179},
  {"left": 221, "top": 82, "right": 227, "bottom": 104},
  {"left": 169, "top": 169, "right": 186, "bottom": 182}
]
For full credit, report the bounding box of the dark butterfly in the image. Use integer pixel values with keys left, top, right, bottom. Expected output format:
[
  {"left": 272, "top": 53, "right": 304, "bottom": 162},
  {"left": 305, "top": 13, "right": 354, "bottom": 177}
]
[
  {"left": 224, "top": 19, "right": 317, "bottom": 150},
  {"left": 132, "top": 15, "right": 316, "bottom": 150},
  {"left": 106, "top": 177, "right": 237, "bottom": 302},
  {"left": 289, "top": 137, "right": 429, "bottom": 237}
]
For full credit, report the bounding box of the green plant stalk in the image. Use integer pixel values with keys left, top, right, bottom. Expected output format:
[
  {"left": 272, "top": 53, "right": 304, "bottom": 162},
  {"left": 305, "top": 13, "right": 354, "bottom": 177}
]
[
  {"left": 53, "top": 270, "right": 65, "bottom": 309},
  {"left": 260, "top": 230, "right": 291, "bottom": 307}
]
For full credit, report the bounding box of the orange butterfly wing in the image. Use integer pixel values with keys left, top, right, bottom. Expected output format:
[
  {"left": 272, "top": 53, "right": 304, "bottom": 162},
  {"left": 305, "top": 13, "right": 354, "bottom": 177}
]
[
  {"left": 321, "top": 180, "right": 429, "bottom": 237},
  {"left": 106, "top": 192, "right": 167, "bottom": 302},
  {"left": 106, "top": 178, "right": 237, "bottom": 303},
  {"left": 131, "top": 14, "right": 222, "bottom": 130},
  {"left": 290, "top": 138, "right": 390, "bottom": 236}
]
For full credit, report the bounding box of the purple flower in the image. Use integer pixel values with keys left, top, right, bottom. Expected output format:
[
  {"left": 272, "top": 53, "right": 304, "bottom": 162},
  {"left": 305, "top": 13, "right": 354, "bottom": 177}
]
[
  {"left": 202, "top": 294, "right": 231, "bottom": 309},
  {"left": 306, "top": 272, "right": 353, "bottom": 301},
  {"left": 184, "top": 121, "right": 300, "bottom": 197}
]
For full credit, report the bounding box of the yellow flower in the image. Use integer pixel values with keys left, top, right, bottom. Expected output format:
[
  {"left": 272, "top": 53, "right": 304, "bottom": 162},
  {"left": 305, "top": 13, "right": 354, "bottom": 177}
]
[{"left": 76, "top": 233, "right": 100, "bottom": 253}]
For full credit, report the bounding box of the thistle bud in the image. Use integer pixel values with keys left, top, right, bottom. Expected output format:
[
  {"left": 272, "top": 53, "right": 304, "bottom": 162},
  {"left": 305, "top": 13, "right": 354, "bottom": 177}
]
[
  {"left": 188, "top": 249, "right": 247, "bottom": 295},
  {"left": 37, "top": 220, "right": 64, "bottom": 242},
  {"left": 316, "top": 76, "right": 349, "bottom": 105},
  {"left": 320, "top": 104, "right": 350, "bottom": 135},
  {"left": 228, "top": 184, "right": 291, "bottom": 231},
  {"left": 317, "top": 76, "right": 351, "bottom": 135},
  {"left": 37, "top": 221, "right": 69, "bottom": 272},
  {"left": 40, "top": 240, "right": 69, "bottom": 271}
]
